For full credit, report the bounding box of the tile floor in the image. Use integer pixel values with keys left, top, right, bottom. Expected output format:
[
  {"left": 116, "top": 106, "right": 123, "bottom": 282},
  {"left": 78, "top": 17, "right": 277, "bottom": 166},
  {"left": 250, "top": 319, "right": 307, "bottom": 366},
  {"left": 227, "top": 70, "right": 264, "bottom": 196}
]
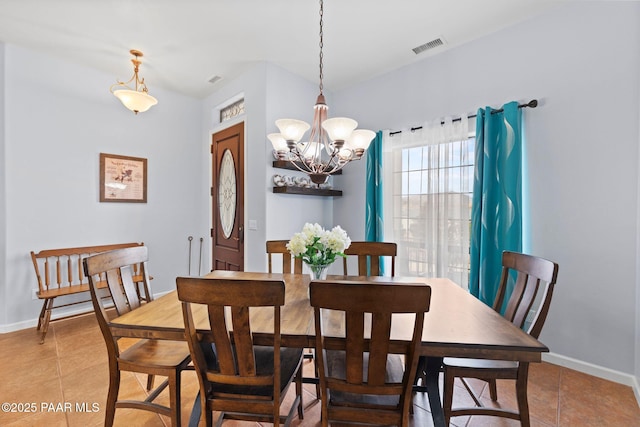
[{"left": 1, "top": 313, "right": 639, "bottom": 427}]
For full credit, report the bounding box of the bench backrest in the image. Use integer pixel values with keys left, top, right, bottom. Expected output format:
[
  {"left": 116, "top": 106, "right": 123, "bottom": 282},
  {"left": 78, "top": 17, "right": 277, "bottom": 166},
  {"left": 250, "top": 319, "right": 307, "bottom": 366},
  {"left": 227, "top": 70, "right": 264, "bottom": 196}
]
[{"left": 30, "top": 242, "right": 145, "bottom": 295}]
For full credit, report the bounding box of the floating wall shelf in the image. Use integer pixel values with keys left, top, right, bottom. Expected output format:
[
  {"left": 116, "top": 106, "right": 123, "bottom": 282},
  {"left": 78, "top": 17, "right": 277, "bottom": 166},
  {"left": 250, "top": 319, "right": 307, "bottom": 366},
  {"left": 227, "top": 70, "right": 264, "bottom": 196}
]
[{"left": 272, "top": 160, "right": 342, "bottom": 197}]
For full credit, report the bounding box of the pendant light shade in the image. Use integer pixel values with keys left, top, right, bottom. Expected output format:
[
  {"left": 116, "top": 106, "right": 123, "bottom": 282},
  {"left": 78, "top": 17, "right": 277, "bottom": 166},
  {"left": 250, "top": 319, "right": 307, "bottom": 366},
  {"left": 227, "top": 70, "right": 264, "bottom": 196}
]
[{"left": 113, "top": 89, "right": 157, "bottom": 114}]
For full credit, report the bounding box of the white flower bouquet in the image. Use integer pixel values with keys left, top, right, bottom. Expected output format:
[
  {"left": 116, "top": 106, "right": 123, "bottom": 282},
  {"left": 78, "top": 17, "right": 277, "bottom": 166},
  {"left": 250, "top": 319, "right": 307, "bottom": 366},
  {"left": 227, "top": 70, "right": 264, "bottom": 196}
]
[{"left": 286, "top": 223, "right": 351, "bottom": 267}]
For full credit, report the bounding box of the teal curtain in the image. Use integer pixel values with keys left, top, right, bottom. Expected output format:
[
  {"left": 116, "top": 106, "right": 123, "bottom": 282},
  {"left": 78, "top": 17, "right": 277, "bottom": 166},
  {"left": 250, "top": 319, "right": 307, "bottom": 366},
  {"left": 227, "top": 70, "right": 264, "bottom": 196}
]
[
  {"left": 469, "top": 102, "right": 523, "bottom": 306},
  {"left": 365, "top": 131, "right": 384, "bottom": 241},
  {"left": 365, "top": 131, "right": 384, "bottom": 273}
]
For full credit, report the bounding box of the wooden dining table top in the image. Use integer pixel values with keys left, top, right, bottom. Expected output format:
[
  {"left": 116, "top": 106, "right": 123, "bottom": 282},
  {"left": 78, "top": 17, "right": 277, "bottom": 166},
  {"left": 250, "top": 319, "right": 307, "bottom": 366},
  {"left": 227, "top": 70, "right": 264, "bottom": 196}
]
[{"left": 110, "top": 270, "right": 548, "bottom": 362}]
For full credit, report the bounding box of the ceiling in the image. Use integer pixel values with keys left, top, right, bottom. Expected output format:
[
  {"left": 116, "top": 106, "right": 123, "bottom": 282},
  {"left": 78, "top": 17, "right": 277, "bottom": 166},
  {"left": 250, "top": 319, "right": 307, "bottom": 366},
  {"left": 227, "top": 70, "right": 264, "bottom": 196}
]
[{"left": 0, "top": 0, "right": 563, "bottom": 99}]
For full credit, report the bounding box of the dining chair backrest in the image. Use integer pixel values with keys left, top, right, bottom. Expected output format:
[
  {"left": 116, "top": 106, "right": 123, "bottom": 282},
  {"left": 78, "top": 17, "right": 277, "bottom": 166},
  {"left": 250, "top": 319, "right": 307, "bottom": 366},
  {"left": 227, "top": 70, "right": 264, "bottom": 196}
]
[
  {"left": 493, "top": 251, "right": 559, "bottom": 338},
  {"left": 342, "top": 241, "right": 397, "bottom": 276},
  {"left": 84, "top": 245, "right": 150, "bottom": 323},
  {"left": 266, "top": 240, "right": 303, "bottom": 274},
  {"left": 176, "top": 276, "right": 304, "bottom": 426},
  {"left": 310, "top": 280, "right": 431, "bottom": 426}
]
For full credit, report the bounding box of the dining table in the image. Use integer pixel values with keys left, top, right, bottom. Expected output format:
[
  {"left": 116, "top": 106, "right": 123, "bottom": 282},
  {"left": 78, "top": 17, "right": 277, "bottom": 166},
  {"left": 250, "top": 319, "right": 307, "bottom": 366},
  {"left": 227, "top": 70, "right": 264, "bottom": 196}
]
[{"left": 110, "top": 270, "right": 548, "bottom": 427}]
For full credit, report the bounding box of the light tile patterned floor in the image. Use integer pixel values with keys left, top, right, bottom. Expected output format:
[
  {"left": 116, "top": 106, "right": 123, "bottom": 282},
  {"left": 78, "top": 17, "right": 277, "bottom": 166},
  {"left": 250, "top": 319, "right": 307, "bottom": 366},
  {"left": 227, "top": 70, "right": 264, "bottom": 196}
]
[{"left": 1, "top": 314, "right": 638, "bottom": 426}]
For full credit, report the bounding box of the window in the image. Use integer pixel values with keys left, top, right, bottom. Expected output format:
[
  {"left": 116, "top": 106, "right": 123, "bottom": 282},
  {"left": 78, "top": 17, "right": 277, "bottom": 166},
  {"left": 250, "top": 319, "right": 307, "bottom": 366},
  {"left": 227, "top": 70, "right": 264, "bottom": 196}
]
[
  {"left": 220, "top": 98, "right": 245, "bottom": 122},
  {"left": 383, "top": 127, "right": 474, "bottom": 289}
]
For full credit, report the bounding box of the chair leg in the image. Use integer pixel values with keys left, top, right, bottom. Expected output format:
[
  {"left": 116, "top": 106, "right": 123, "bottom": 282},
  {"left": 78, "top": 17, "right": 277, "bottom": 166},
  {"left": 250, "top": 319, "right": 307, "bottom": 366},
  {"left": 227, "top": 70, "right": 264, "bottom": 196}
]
[
  {"left": 168, "top": 370, "right": 181, "bottom": 427},
  {"left": 203, "top": 395, "right": 213, "bottom": 427},
  {"left": 105, "top": 367, "right": 120, "bottom": 427},
  {"left": 146, "top": 374, "right": 154, "bottom": 391},
  {"left": 488, "top": 378, "right": 498, "bottom": 401},
  {"left": 443, "top": 367, "right": 455, "bottom": 426},
  {"left": 414, "top": 356, "right": 426, "bottom": 386},
  {"left": 296, "top": 364, "right": 304, "bottom": 420},
  {"left": 516, "top": 363, "right": 531, "bottom": 427},
  {"left": 305, "top": 348, "right": 321, "bottom": 398},
  {"left": 273, "top": 402, "right": 280, "bottom": 427}
]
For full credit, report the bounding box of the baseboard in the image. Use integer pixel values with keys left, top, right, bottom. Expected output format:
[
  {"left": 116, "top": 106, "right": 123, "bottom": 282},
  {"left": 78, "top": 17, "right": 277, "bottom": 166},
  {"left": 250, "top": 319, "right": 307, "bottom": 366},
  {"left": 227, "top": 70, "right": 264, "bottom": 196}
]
[
  {"left": 543, "top": 352, "right": 640, "bottom": 407},
  {"left": 0, "top": 290, "right": 170, "bottom": 335}
]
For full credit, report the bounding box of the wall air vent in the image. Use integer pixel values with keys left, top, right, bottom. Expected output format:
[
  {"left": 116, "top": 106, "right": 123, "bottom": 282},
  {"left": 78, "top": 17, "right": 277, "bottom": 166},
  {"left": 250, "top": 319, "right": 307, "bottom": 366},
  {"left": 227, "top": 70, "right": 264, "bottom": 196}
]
[{"left": 412, "top": 37, "right": 445, "bottom": 55}]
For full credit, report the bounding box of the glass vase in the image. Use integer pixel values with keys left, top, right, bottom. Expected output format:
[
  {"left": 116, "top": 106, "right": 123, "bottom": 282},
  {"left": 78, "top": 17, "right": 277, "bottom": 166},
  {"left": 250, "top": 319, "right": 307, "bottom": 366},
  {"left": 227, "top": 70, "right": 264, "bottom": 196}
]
[{"left": 306, "top": 263, "right": 331, "bottom": 280}]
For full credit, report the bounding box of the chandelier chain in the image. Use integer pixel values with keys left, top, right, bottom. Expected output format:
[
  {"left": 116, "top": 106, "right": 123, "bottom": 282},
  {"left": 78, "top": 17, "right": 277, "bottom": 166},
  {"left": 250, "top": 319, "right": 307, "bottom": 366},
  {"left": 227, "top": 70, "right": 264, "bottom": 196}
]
[{"left": 318, "top": 0, "right": 324, "bottom": 95}]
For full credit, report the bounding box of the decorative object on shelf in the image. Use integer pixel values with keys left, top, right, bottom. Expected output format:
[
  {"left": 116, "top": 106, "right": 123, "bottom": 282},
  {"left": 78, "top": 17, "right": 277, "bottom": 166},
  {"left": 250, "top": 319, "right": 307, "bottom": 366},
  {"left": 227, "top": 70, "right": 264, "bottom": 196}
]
[
  {"left": 110, "top": 50, "right": 158, "bottom": 114},
  {"left": 267, "top": 0, "right": 375, "bottom": 186},
  {"left": 272, "top": 160, "right": 340, "bottom": 196},
  {"left": 287, "top": 222, "right": 351, "bottom": 280}
]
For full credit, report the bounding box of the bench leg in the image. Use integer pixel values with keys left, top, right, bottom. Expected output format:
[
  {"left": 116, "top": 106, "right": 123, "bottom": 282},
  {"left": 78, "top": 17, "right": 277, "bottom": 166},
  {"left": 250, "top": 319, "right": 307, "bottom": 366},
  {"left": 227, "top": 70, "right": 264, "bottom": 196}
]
[
  {"left": 38, "top": 298, "right": 54, "bottom": 344},
  {"left": 36, "top": 298, "right": 48, "bottom": 331}
]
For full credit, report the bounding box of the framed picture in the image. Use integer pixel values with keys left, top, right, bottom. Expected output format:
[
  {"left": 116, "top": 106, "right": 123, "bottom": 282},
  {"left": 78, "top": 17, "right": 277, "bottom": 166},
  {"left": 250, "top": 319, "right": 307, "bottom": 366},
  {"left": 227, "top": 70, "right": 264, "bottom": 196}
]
[{"left": 99, "top": 153, "right": 147, "bottom": 203}]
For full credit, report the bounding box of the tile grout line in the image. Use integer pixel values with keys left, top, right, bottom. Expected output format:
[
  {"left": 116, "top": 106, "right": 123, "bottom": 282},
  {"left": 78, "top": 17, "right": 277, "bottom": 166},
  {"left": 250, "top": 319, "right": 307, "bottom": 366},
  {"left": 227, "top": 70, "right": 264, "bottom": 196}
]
[
  {"left": 556, "top": 367, "right": 564, "bottom": 427},
  {"left": 52, "top": 325, "right": 71, "bottom": 427}
]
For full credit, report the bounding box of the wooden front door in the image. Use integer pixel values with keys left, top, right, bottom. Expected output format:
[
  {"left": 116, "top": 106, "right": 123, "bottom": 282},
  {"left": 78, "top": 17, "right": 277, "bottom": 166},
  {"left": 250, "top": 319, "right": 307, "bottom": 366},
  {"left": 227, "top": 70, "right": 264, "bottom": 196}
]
[{"left": 212, "top": 122, "right": 244, "bottom": 271}]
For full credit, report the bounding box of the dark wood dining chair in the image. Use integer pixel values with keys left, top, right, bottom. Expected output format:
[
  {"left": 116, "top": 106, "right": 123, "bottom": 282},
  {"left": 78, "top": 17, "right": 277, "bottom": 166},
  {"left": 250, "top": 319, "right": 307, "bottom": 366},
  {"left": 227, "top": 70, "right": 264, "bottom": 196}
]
[
  {"left": 442, "top": 250, "right": 559, "bottom": 427},
  {"left": 176, "top": 276, "right": 304, "bottom": 427},
  {"left": 267, "top": 239, "right": 319, "bottom": 394},
  {"left": 310, "top": 280, "right": 431, "bottom": 427},
  {"left": 342, "top": 241, "right": 397, "bottom": 276},
  {"left": 83, "top": 246, "right": 192, "bottom": 427},
  {"left": 266, "top": 239, "right": 303, "bottom": 274}
]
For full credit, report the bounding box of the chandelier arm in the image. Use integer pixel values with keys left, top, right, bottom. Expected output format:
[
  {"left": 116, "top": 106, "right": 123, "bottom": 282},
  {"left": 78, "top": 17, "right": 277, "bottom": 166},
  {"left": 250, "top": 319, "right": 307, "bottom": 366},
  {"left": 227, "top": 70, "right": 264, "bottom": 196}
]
[
  {"left": 324, "top": 150, "right": 354, "bottom": 174},
  {"left": 287, "top": 152, "right": 316, "bottom": 175}
]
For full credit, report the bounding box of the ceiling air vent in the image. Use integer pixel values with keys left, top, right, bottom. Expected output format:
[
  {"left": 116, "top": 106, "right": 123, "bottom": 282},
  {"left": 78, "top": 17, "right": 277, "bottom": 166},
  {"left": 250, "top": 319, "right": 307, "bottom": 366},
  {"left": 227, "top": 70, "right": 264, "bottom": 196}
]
[
  {"left": 208, "top": 75, "right": 222, "bottom": 84},
  {"left": 412, "top": 37, "right": 445, "bottom": 55}
]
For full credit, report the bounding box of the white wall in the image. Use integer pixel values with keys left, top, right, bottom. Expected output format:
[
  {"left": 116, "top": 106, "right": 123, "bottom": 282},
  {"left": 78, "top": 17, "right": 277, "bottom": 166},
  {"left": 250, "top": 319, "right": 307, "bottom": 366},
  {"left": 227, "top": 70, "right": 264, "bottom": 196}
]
[
  {"left": 201, "top": 62, "right": 335, "bottom": 274},
  {"left": 1, "top": 45, "right": 203, "bottom": 329},
  {"left": 333, "top": 2, "right": 640, "bottom": 376},
  {"left": 0, "top": 43, "right": 6, "bottom": 326}
]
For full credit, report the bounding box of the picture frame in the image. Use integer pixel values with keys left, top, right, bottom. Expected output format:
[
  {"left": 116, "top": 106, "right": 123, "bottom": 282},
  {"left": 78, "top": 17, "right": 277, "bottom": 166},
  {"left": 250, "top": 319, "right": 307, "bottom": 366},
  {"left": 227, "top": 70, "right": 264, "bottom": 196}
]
[{"left": 99, "top": 153, "right": 147, "bottom": 203}]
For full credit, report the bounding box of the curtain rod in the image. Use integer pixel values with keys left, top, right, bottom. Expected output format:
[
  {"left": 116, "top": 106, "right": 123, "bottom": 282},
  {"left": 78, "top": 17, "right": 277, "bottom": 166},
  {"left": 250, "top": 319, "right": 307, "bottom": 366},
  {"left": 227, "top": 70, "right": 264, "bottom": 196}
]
[{"left": 389, "top": 99, "right": 538, "bottom": 136}]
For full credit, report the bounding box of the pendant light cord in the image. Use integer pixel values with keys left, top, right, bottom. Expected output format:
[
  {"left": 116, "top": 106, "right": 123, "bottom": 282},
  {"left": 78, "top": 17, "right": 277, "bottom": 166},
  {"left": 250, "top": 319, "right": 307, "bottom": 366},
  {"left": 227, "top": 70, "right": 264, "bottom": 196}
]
[{"left": 318, "top": 0, "right": 324, "bottom": 95}]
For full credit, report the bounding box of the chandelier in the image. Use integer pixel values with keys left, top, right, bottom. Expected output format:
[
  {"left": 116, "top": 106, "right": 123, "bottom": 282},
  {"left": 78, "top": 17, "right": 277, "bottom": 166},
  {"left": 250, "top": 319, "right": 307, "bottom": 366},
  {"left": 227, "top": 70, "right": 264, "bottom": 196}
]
[
  {"left": 268, "top": 0, "right": 374, "bottom": 185},
  {"left": 110, "top": 50, "right": 158, "bottom": 114}
]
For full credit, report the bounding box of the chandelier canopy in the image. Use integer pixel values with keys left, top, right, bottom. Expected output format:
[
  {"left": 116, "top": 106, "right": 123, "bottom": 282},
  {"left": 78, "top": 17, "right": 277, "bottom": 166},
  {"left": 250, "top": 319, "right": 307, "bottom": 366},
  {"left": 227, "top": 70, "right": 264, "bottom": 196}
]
[
  {"left": 110, "top": 50, "right": 158, "bottom": 114},
  {"left": 268, "top": 0, "right": 374, "bottom": 185}
]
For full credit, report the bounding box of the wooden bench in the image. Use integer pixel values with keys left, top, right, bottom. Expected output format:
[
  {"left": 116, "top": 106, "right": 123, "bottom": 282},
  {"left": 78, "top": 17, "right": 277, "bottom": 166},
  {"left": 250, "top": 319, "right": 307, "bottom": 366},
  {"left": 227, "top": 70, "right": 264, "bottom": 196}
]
[{"left": 30, "top": 242, "right": 151, "bottom": 343}]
